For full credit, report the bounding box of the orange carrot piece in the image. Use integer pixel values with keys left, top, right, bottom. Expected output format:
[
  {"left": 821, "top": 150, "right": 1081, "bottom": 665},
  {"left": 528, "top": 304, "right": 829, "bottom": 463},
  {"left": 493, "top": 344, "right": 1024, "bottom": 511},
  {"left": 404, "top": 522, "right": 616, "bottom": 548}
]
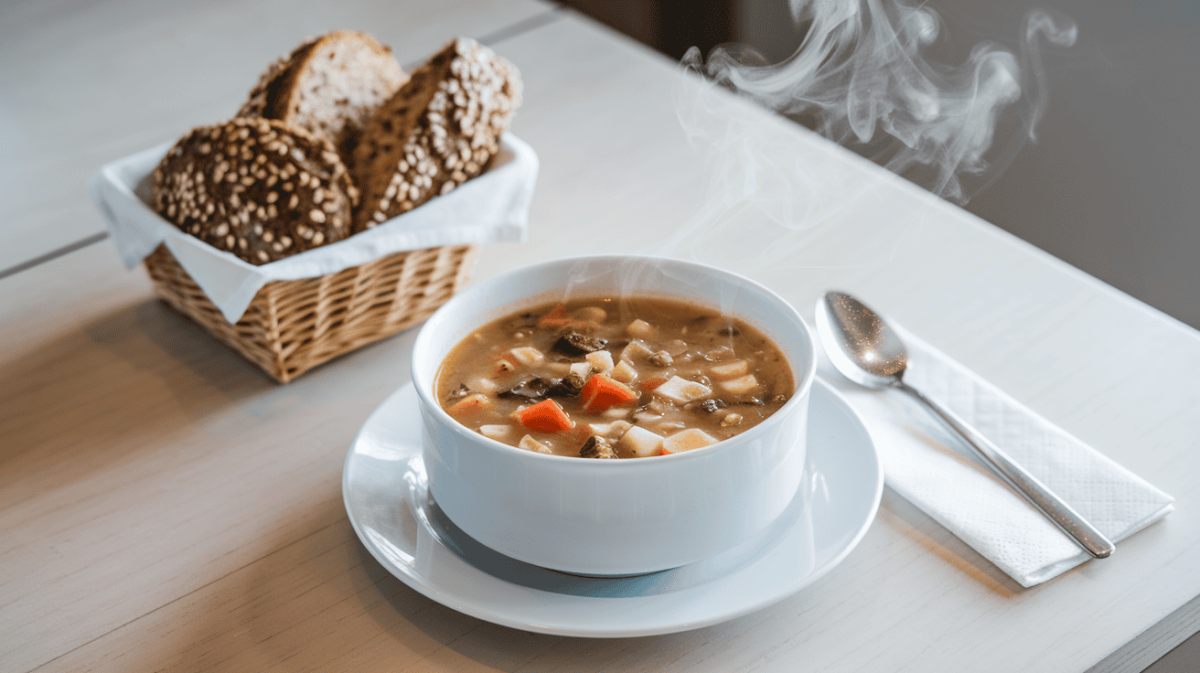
[
  {"left": 515, "top": 399, "right": 574, "bottom": 433},
  {"left": 580, "top": 374, "right": 639, "bottom": 413}
]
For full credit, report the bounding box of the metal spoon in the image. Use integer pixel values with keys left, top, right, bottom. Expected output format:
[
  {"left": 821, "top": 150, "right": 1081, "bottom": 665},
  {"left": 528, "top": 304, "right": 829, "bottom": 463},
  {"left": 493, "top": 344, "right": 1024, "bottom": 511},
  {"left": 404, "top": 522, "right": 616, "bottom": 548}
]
[{"left": 816, "top": 291, "right": 1114, "bottom": 559}]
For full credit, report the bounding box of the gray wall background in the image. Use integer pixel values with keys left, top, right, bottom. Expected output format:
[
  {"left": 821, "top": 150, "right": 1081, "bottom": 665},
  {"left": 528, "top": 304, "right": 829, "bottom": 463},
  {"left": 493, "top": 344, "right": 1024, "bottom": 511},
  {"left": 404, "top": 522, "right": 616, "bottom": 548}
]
[{"left": 737, "top": 0, "right": 1200, "bottom": 329}]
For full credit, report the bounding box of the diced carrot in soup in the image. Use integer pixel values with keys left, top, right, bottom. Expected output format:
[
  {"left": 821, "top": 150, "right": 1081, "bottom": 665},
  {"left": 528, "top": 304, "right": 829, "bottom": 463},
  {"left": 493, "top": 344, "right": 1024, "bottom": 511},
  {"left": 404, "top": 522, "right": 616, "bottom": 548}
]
[
  {"left": 580, "top": 374, "right": 638, "bottom": 413},
  {"left": 514, "top": 399, "right": 574, "bottom": 433}
]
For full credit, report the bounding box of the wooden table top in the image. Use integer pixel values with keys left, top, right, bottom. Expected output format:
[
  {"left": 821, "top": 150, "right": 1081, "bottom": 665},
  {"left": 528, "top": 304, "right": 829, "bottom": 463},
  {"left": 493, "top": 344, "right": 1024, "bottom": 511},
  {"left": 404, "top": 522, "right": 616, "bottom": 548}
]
[{"left": 3, "top": 2, "right": 1199, "bottom": 672}]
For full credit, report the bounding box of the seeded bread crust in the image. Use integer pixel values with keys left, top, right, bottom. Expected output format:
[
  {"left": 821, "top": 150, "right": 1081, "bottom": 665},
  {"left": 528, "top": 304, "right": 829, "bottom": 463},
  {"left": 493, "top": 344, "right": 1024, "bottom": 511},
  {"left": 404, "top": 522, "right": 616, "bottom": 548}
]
[
  {"left": 351, "top": 37, "right": 522, "bottom": 232},
  {"left": 152, "top": 117, "right": 357, "bottom": 265},
  {"left": 237, "top": 31, "right": 408, "bottom": 164}
]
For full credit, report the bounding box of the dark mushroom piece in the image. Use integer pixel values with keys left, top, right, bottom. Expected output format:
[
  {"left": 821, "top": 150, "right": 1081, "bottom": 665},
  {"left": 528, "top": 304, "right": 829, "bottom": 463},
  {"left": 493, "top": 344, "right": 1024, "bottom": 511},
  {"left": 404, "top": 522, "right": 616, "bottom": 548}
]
[
  {"left": 546, "top": 372, "right": 586, "bottom": 397},
  {"left": 554, "top": 330, "right": 608, "bottom": 356},
  {"left": 580, "top": 435, "right": 618, "bottom": 459},
  {"left": 498, "top": 375, "right": 550, "bottom": 401}
]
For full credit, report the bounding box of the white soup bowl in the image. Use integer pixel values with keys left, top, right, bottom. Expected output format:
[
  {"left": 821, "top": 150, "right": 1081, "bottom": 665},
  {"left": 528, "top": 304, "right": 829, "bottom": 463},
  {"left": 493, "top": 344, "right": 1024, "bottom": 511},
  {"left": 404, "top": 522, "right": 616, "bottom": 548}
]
[{"left": 411, "top": 255, "right": 817, "bottom": 576}]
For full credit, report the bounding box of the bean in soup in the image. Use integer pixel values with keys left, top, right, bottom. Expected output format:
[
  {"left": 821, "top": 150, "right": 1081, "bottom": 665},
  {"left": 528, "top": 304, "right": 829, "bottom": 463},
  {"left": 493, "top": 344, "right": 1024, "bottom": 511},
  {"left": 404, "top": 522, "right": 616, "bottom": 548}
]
[{"left": 436, "top": 297, "right": 794, "bottom": 458}]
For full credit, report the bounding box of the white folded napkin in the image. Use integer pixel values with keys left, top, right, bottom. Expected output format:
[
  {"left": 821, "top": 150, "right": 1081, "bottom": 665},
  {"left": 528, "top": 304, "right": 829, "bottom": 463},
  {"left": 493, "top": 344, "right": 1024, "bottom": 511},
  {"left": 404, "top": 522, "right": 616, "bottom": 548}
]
[
  {"left": 815, "top": 325, "right": 1174, "bottom": 587},
  {"left": 89, "top": 133, "right": 537, "bottom": 323}
]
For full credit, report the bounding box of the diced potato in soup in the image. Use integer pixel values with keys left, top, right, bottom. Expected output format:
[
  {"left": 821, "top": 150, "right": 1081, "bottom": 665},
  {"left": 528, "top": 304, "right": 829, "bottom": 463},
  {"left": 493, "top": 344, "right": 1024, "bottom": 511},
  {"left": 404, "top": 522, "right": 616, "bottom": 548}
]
[
  {"left": 653, "top": 376, "right": 712, "bottom": 404},
  {"left": 710, "top": 360, "right": 748, "bottom": 379},
  {"left": 585, "top": 350, "right": 614, "bottom": 374},
  {"left": 610, "top": 359, "right": 638, "bottom": 383},
  {"left": 618, "top": 425, "right": 664, "bottom": 457},
  {"left": 436, "top": 297, "right": 794, "bottom": 458},
  {"left": 660, "top": 428, "right": 719, "bottom": 454}
]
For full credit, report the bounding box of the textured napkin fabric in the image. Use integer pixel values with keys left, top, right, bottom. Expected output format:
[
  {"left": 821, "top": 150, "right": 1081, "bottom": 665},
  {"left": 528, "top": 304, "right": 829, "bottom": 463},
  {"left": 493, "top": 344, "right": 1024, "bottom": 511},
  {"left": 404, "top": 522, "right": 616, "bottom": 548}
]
[
  {"left": 816, "top": 326, "right": 1174, "bottom": 587},
  {"left": 90, "top": 133, "right": 537, "bottom": 323}
]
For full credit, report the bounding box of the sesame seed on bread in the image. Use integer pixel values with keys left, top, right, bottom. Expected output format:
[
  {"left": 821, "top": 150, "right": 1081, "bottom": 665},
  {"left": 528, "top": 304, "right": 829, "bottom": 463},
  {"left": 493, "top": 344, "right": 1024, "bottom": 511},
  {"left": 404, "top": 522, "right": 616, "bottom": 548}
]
[
  {"left": 237, "top": 30, "right": 408, "bottom": 165},
  {"left": 152, "top": 117, "right": 357, "bottom": 265},
  {"left": 351, "top": 37, "right": 522, "bottom": 233}
]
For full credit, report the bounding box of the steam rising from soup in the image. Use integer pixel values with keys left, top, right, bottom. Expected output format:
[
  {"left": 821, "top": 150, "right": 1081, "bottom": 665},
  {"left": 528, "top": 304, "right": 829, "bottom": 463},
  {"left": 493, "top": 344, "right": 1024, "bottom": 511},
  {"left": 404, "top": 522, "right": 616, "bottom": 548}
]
[{"left": 657, "top": 0, "right": 1077, "bottom": 270}]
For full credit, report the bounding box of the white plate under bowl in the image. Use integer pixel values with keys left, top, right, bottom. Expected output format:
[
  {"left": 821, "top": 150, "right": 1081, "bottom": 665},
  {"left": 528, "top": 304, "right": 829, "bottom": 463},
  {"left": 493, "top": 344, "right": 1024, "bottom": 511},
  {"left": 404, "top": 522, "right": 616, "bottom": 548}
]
[{"left": 342, "top": 378, "right": 881, "bottom": 638}]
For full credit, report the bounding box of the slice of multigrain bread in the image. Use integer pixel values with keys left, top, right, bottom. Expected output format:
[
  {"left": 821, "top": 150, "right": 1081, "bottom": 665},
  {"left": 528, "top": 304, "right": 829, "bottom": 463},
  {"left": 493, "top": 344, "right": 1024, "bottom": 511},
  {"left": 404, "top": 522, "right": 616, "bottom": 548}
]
[
  {"left": 152, "top": 117, "right": 357, "bottom": 265},
  {"left": 351, "top": 37, "right": 521, "bottom": 232},
  {"left": 237, "top": 30, "right": 408, "bottom": 164}
]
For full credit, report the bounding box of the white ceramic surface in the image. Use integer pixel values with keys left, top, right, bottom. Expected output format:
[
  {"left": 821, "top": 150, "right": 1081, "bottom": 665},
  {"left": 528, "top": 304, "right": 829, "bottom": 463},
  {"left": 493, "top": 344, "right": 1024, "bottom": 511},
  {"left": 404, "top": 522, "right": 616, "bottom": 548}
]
[
  {"left": 410, "top": 256, "right": 818, "bottom": 575},
  {"left": 342, "top": 380, "right": 881, "bottom": 637}
]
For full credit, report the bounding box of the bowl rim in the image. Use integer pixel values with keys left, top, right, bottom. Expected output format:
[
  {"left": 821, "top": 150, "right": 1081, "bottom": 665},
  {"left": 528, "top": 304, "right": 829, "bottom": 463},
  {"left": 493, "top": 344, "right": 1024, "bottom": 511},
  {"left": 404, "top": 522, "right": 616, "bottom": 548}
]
[{"left": 411, "top": 254, "right": 817, "bottom": 466}]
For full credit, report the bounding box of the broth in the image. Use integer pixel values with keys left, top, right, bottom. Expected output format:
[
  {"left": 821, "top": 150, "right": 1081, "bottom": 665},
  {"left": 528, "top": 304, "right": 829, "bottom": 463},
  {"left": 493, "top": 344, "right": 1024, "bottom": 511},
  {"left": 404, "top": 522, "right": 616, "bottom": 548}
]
[{"left": 436, "top": 297, "right": 794, "bottom": 458}]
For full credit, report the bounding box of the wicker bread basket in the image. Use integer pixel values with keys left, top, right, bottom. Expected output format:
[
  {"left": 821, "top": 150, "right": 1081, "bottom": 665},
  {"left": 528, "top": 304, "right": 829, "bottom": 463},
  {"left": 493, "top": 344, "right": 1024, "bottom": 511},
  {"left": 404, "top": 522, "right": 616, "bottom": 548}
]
[
  {"left": 92, "top": 133, "right": 535, "bottom": 383},
  {"left": 144, "top": 242, "right": 479, "bottom": 382}
]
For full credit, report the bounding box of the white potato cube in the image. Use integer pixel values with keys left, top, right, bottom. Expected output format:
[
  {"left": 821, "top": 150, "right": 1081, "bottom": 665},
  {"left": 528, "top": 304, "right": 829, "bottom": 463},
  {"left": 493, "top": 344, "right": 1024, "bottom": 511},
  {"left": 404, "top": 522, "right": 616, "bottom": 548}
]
[
  {"left": 589, "top": 420, "right": 632, "bottom": 437},
  {"left": 586, "top": 350, "right": 614, "bottom": 374},
  {"left": 602, "top": 407, "right": 633, "bottom": 419},
  {"left": 653, "top": 376, "right": 712, "bottom": 404},
  {"left": 626, "top": 319, "right": 656, "bottom": 338},
  {"left": 569, "top": 362, "right": 593, "bottom": 380},
  {"left": 618, "top": 426, "right": 665, "bottom": 457},
  {"left": 660, "top": 428, "right": 719, "bottom": 454},
  {"left": 510, "top": 346, "right": 544, "bottom": 366},
  {"left": 519, "top": 435, "right": 552, "bottom": 454},
  {"left": 610, "top": 359, "right": 638, "bottom": 384},
  {"left": 719, "top": 374, "right": 761, "bottom": 396},
  {"left": 479, "top": 424, "right": 515, "bottom": 441},
  {"left": 710, "top": 360, "right": 749, "bottom": 380},
  {"left": 468, "top": 376, "right": 499, "bottom": 395},
  {"left": 447, "top": 393, "right": 490, "bottom": 416},
  {"left": 621, "top": 340, "right": 654, "bottom": 363}
]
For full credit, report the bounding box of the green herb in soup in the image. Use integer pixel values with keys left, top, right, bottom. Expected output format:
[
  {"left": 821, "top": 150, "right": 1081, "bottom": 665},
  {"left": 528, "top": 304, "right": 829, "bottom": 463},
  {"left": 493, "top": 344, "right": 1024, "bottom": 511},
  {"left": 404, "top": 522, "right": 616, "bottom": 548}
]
[{"left": 436, "top": 297, "right": 794, "bottom": 458}]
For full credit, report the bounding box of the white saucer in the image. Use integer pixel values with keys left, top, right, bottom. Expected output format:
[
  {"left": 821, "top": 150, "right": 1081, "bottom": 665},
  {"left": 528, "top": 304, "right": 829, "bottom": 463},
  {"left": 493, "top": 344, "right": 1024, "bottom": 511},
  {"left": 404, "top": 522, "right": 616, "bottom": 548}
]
[{"left": 342, "top": 379, "right": 882, "bottom": 638}]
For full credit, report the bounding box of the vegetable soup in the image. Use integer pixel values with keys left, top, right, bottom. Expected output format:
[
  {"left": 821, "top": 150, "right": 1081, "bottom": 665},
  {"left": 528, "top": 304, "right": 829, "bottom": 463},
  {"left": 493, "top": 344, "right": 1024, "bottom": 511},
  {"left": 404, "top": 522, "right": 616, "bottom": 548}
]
[{"left": 436, "top": 297, "right": 794, "bottom": 458}]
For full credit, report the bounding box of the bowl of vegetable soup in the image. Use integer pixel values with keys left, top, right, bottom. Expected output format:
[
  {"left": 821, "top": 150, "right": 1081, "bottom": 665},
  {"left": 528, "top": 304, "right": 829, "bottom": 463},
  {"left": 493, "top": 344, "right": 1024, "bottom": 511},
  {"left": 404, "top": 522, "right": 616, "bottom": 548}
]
[{"left": 411, "top": 255, "right": 817, "bottom": 575}]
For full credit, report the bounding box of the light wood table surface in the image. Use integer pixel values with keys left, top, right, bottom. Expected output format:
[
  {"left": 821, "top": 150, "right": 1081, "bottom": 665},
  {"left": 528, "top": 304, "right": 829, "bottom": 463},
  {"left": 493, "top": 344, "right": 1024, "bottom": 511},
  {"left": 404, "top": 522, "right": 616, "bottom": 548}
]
[{"left": 3, "top": 2, "right": 1199, "bottom": 672}]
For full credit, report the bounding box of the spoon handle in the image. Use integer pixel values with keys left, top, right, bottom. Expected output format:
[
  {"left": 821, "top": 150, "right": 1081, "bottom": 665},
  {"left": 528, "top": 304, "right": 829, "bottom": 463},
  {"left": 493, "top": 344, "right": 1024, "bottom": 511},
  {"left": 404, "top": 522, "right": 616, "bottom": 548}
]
[{"left": 894, "top": 380, "right": 1116, "bottom": 559}]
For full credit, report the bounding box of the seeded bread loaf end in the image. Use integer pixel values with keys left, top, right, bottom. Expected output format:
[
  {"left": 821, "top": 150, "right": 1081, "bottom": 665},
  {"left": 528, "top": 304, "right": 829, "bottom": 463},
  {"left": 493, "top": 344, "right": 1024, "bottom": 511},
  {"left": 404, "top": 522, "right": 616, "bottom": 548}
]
[
  {"left": 152, "top": 117, "right": 357, "bottom": 265},
  {"left": 351, "top": 37, "right": 521, "bottom": 232},
  {"left": 237, "top": 30, "right": 408, "bottom": 165}
]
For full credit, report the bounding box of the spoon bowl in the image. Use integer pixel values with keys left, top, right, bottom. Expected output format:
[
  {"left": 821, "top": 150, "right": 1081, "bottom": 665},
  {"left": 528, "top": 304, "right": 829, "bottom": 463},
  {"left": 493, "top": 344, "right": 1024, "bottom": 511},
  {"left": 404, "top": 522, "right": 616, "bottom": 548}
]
[
  {"left": 816, "top": 291, "right": 1115, "bottom": 559},
  {"left": 815, "top": 292, "right": 907, "bottom": 388}
]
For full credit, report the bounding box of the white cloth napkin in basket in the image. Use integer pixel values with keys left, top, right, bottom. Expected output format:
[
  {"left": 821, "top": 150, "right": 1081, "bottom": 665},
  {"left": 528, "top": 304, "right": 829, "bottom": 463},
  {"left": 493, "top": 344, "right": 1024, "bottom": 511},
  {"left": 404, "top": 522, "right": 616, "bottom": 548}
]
[
  {"left": 815, "top": 326, "right": 1174, "bottom": 587},
  {"left": 90, "top": 133, "right": 537, "bottom": 323}
]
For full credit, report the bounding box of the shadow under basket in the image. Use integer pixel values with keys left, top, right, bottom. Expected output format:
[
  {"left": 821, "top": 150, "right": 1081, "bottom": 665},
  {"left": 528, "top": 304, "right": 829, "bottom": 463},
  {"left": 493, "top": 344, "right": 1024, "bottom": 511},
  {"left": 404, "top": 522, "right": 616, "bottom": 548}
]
[{"left": 143, "top": 243, "right": 480, "bottom": 382}]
